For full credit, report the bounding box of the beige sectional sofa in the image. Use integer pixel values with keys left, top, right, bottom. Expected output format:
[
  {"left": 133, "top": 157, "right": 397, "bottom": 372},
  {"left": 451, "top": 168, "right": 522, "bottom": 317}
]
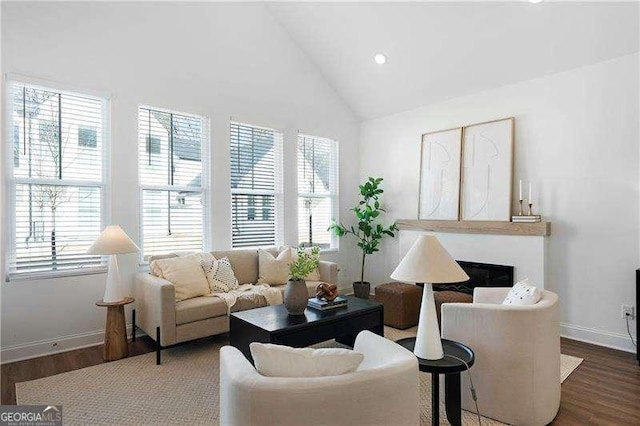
[{"left": 133, "top": 247, "right": 338, "bottom": 364}]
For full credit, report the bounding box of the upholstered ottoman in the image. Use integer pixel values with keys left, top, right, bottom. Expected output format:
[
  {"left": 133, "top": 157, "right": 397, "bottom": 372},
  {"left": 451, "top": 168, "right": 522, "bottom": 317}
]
[{"left": 375, "top": 282, "right": 422, "bottom": 329}]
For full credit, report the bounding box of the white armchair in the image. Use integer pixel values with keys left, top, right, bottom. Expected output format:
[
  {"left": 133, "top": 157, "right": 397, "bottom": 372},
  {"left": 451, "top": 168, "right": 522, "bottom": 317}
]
[
  {"left": 441, "top": 287, "right": 561, "bottom": 426},
  {"left": 219, "top": 330, "right": 420, "bottom": 426}
]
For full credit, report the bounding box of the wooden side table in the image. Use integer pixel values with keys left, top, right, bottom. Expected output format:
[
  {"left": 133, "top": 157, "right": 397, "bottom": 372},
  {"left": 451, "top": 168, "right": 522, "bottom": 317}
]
[{"left": 96, "top": 297, "right": 134, "bottom": 362}]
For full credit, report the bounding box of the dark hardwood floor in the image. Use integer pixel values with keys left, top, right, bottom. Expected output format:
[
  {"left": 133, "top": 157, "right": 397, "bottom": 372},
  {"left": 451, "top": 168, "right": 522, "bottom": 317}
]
[
  {"left": 553, "top": 339, "right": 640, "bottom": 425},
  {"left": 1, "top": 336, "right": 638, "bottom": 424}
]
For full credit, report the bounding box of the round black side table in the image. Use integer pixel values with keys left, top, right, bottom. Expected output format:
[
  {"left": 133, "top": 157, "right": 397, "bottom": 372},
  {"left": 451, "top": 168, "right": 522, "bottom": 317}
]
[{"left": 397, "top": 337, "right": 474, "bottom": 426}]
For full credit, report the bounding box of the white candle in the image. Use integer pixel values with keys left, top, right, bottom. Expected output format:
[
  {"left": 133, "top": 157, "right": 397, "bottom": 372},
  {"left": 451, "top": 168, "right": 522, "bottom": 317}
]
[
  {"left": 519, "top": 180, "right": 522, "bottom": 201},
  {"left": 528, "top": 183, "right": 532, "bottom": 204}
]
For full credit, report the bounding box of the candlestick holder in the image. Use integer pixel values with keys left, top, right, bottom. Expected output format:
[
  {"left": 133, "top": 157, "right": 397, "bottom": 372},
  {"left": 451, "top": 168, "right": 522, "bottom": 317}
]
[
  {"left": 528, "top": 202, "right": 533, "bottom": 216},
  {"left": 518, "top": 199, "right": 524, "bottom": 216}
]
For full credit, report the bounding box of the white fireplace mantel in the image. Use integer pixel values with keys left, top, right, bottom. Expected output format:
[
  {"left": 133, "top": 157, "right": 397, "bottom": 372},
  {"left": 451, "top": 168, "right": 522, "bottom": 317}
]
[{"left": 399, "top": 226, "right": 548, "bottom": 290}]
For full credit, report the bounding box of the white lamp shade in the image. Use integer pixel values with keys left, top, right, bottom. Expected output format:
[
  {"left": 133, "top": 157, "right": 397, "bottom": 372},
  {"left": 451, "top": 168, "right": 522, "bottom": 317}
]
[
  {"left": 86, "top": 225, "right": 139, "bottom": 255},
  {"left": 391, "top": 235, "right": 469, "bottom": 284}
]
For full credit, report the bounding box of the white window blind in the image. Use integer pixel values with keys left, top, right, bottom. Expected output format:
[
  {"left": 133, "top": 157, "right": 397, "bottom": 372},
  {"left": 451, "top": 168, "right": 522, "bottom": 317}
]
[
  {"left": 138, "top": 107, "right": 209, "bottom": 259},
  {"left": 297, "top": 134, "right": 339, "bottom": 250},
  {"left": 230, "top": 122, "right": 283, "bottom": 248},
  {"left": 7, "top": 81, "right": 108, "bottom": 279}
]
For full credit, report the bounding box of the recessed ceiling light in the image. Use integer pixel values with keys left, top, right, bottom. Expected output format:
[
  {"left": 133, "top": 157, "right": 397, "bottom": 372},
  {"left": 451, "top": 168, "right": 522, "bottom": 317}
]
[
  {"left": 529, "top": 0, "right": 543, "bottom": 3},
  {"left": 374, "top": 53, "right": 387, "bottom": 65}
]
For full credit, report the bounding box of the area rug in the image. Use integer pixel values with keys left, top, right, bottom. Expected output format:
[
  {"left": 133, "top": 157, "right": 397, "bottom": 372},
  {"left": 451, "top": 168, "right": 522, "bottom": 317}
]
[{"left": 16, "top": 327, "right": 582, "bottom": 425}]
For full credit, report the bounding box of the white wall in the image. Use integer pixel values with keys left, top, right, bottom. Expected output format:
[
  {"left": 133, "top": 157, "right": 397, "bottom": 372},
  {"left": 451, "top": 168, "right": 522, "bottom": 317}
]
[
  {"left": 360, "top": 54, "right": 639, "bottom": 352},
  {"left": 0, "top": 2, "right": 361, "bottom": 362}
]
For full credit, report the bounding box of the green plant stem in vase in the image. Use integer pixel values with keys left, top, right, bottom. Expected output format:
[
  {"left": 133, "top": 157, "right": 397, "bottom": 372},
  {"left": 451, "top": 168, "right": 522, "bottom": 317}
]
[
  {"left": 289, "top": 247, "right": 320, "bottom": 281},
  {"left": 329, "top": 177, "right": 397, "bottom": 298},
  {"left": 284, "top": 247, "right": 321, "bottom": 315}
]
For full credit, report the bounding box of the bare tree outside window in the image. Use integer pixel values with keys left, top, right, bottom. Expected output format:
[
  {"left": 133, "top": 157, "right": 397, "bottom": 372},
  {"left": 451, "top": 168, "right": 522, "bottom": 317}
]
[{"left": 10, "top": 83, "right": 105, "bottom": 275}]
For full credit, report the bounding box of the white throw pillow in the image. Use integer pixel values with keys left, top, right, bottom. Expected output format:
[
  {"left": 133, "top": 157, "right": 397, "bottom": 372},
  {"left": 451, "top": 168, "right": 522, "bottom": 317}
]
[
  {"left": 278, "top": 246, "right": 321, "bottom": 281},
  {"left": 201, "top": 256, "right": 239, "bottom": 293},
  {"left": 150, "top": 253, "right": 211, "bottom": 302},
  {"left": 249, "top": 342, "right": 364, "bottom": 377},
  {"left": 502, "top": 279, "right": 542, "bottom": 306},
  {"left": 257, "top": 248, "right": 294, "bottom": 285}
]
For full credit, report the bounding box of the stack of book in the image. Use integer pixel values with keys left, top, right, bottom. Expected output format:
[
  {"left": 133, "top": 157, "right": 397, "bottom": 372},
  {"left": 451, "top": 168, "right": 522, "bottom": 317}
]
[
  {"left": 512, "top": 215, "right": 542, "bottom": 223},
  {"left": 307, "top": 296, "right": 348, "bottom": 311}
]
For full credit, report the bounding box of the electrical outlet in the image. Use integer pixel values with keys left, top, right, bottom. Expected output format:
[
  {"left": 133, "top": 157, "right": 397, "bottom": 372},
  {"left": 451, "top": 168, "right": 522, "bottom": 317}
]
[{"left": 621, "top": 304, "right": 635, "bottom": 320}]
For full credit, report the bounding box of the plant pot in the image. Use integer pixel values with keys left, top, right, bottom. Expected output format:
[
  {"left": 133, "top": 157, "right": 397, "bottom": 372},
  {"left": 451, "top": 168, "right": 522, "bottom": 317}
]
[
  {"left": 353, "top": 281, "right": 371, "bottom": 299},
  {"left": 284, "top": 279, "right": 308, "bottom": 315}
]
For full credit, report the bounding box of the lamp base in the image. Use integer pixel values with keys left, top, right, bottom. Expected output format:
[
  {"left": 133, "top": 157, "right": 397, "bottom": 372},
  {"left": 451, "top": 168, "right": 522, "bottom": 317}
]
[
  {"left": 103, "top": 255, "right": 123, "bottom": 303},
  {"left": 414, "top": 283, "right": 444, "bottom": 360}
]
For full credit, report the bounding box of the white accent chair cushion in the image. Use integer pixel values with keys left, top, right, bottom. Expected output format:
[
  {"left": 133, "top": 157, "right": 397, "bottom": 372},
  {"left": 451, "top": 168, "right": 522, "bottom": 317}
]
[
  {"left": 502, "top": 279, "right": 542, "bottom": 305},
  {"left": 249, "top": 343, "right": 364, "bottom": 377},
  {"left": 220, "top": 330, "right": 420, "bottom": 426}
]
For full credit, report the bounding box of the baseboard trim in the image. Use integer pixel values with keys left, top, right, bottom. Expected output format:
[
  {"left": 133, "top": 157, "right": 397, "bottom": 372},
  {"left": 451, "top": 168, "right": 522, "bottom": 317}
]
[
  {"left": 0, "top": 325, "right": 138, "bottom": 365},
  {"left": 560, "top": 322, "right": 636, "bottom": 354}
]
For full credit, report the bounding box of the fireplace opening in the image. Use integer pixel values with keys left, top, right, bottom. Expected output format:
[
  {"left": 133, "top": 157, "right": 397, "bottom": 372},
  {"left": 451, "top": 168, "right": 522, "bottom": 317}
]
[{"left": 434, "top": 261, "right": 515, "bottom": 295}]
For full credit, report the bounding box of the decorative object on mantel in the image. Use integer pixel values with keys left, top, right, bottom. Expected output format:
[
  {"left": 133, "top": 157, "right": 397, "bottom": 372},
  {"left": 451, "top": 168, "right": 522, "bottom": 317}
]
[
  {"left": 284, "top": 247, "right": 320, "bottom": 315},
  {"left": 512, "top": 215, "right": 542, "bottom": 223},
  {"left": 329, "top": 177, "right": 398, "bottom": 299},
  {"left": 391, "top": 235, "right": 469, "bottom": 359},
  {"left": 419, "top": 127, "right": 463, "bottom": 220},
  {"left": 460, "top": 117, "right": 514, "bottom": 221},
  {"left": 513, "top": 179, "right": 542, "bottom": 222},
  {"left": 396, "top": 219, "right": 551, "bottom": 236}
]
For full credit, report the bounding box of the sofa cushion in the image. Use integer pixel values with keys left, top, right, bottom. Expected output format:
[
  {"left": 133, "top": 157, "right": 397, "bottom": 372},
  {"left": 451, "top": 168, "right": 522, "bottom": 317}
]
[
  {"left": 257, "top": 248, "right": 294, "bottom": 285},
  {"left": 201, "top": 256, "right": 239, "bottom": 293},
  {"left": 211, "top": 248, "right": 278, "bottom": 285},
  {"left": 151, "top": 253, "right": 211, "bottom": 302},
  {"left": 230, "top": 293, "right": 270, "bottom": 312},
  {"left": 175, "top": 296, "right": 228, "bottom": 325},
  {"left": 249, "top": 342, "right": 364, "bottom": 377}
]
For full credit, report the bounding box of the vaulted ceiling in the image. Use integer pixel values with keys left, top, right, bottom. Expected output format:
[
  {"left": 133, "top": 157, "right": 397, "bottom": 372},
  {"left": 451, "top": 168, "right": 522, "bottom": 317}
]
[{"left": 267, "top": 2, "right": 639, "bottom": 120}]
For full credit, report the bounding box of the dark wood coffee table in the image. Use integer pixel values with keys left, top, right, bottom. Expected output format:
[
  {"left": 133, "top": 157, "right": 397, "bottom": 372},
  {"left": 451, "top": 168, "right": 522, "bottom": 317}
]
[{"left": 230, "top": 296, "right": 384, "bottom": 363}]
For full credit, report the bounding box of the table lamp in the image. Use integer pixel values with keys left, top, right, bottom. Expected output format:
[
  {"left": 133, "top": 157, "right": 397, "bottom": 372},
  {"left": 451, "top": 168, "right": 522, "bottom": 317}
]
[
  {"left": 391, "top": 235, "right": 469, "bottom": 360},
  {"left": 87, "top": 225, "right": 140, "bottom": 303}
]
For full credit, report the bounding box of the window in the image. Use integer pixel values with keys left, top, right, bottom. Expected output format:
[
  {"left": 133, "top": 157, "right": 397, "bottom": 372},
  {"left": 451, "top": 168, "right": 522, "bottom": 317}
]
[
  {"left": 230, "top": 122, "right": 283, "bottom": 248},
  {"left": 78, "top": 125, "right": 97, "bottom": 148},
  {"left": 13, "top": 125, "right": 20, "bottom": 167},
  {"left": 297, "top": 134, "right": 338, "bottom": 250},
  {"left": 138, "top": 106, "right": 208, "bottom": 259},
  {"left": 146, "top": 135, "right": 161, "bottom": 155},
  {"left": 7, "top": 81, "right": 107, "bottom": 278}
]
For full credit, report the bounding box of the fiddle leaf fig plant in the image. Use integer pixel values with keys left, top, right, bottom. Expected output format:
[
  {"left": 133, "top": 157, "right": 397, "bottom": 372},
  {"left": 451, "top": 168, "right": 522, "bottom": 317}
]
[
  {"left": 289, "top": 247, "right": 321, "bottom": 281},
  {"left": 329, "top": 177, "right": 397, "bottom": 284}
]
